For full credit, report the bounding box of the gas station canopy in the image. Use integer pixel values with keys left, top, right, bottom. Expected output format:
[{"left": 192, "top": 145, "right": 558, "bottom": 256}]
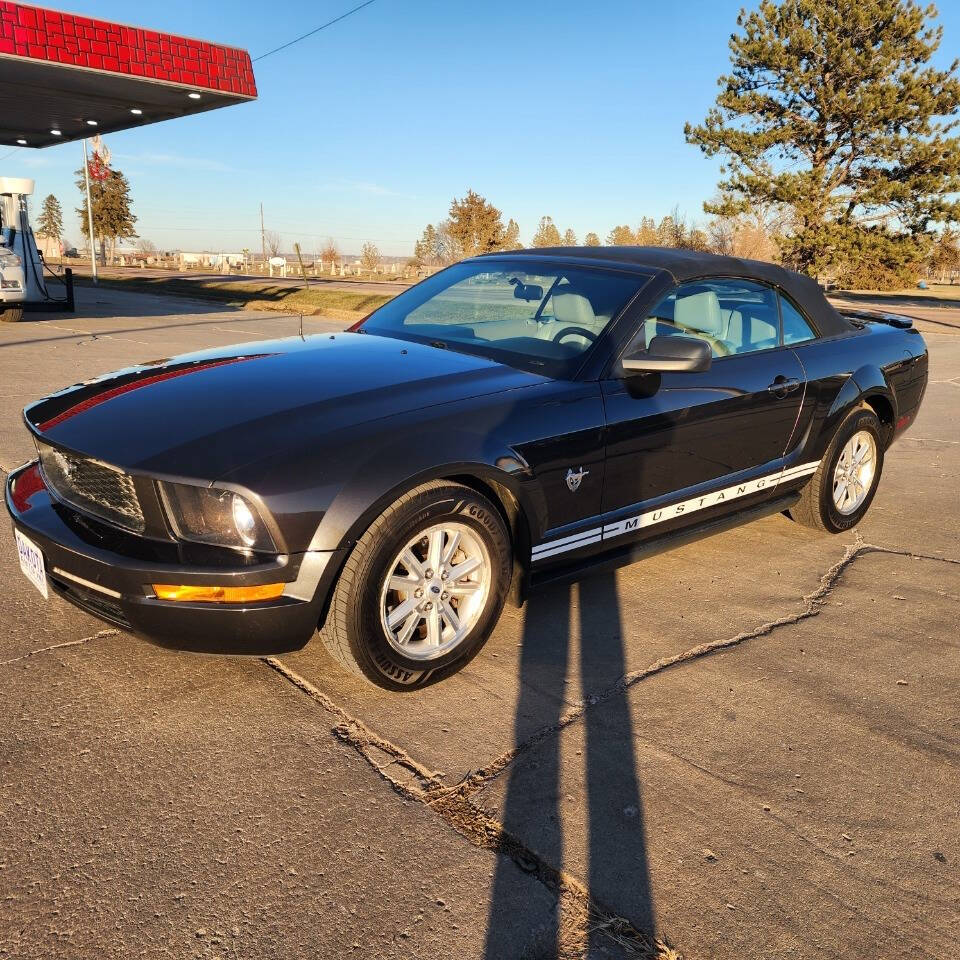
[{"left": 0, "top": 1, "right": 257, "bottom": 148}]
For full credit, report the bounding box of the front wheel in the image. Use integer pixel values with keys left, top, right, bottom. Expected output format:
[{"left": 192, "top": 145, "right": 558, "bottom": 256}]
[
  {"left": 320, "top": 481, "right": 512, "bottom": 690},
  {"left": 788, "top": 406, "right": 884, "bottom": 533}
]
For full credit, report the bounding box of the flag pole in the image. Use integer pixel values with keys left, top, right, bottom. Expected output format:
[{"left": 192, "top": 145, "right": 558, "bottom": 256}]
[{"left": 81, "top": 138, "right": 98, "bottom": 285}]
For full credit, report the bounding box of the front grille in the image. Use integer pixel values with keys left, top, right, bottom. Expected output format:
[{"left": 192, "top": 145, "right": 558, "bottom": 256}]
[{"left": 38, "top": 442, "right": 145, "bottom": 533}]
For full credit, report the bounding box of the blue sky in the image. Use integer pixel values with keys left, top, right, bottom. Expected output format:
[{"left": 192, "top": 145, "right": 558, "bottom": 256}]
[{"left": 5, "top": 0, "right": 960, "bottom": 256}]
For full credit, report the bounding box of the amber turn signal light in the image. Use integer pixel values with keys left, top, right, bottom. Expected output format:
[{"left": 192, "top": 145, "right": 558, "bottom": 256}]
[{"left": 152, "top": 583, "right": 285, "bottom": 603}]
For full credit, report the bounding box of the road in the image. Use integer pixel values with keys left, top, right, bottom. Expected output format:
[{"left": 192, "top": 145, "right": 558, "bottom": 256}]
[
  {"left": 65, "top": 263, "right": 413, "bottom": 296},
  {"left": 1, "top": 286, "right": 957, "bottom": 960}
]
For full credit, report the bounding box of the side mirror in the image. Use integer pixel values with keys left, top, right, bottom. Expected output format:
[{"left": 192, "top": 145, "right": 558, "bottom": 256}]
[{"left": 621, "top": 335, "right": 711, "bottom": 374}]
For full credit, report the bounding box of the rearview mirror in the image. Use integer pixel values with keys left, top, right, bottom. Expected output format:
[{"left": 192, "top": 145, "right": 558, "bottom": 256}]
[
  {"left": 509, "top": 278, "right": 544, "bottom": 302},
  {"left": 621, "top": 335, "right": 711, "bottom": 374}
]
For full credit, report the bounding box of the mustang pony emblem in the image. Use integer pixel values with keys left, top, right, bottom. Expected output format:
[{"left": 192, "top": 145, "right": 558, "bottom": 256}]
[{"left": 566, "top": 467, "right": 589, "bottom": 492}]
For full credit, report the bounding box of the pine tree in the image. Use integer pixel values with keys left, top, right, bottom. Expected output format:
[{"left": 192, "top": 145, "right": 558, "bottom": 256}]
[
  {"left": 413, "top": 224, "right": 440, "bottom": 266},
  {"left": 606, "top": 224, "right": 635, "bottom": 245},
  {"left": 584, "top": 232, "right": 601, "bottom": 246},
  {"left": 75, "top": 167, "right": 137, "bottom": 262},
  {"left": 502, "top": 218, "right": 522, "bottom": 250},
  {"left": 531, "top": 216, "right": 562, "bottom": 247},
  {"left": 35, "top": 194, "right": 63, "bottom": 242},
  {"left": 635, "top": 217, "right": 658, "bottom": 245},
  {"left": 447, "top": 190, "right": 506, "bottom": 257},
  {"left": 561, "top": 228, "right": 577, "bottom": 246},
  {"left": 685, "top": 0, "right": 960, "bottom": 287}
]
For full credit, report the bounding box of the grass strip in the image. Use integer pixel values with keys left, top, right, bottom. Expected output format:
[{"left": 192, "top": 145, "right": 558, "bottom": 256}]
[{"left": 75, "top": 274, "right": 395, "bottom": 321}]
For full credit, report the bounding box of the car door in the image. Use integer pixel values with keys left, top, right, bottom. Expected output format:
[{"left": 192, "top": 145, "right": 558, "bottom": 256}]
[{"left": 600, "top": 277, "right": 806, "bottom": 542}]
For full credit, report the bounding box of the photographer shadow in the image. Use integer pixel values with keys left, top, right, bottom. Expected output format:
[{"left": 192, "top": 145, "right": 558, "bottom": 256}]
[{"left": 484, "top": 572, "right": 656, "bottom": 957}]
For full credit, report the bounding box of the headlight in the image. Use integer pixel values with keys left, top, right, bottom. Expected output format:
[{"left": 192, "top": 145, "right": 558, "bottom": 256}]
[{"left": 158, "top": 481, "right": 276, "bottom": 552}]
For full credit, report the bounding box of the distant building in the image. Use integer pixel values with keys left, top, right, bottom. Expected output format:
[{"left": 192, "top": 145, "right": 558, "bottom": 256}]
[{"left": 34, "top": 233, "right": 62, "bottom": 259}]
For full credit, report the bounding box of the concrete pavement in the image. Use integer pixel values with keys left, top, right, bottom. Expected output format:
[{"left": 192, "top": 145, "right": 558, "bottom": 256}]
[{"left": 0, "top": 286, "right": 957, "bottom": 959}]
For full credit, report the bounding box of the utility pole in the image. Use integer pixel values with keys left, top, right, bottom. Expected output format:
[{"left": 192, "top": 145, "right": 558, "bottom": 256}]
[
  {"left": 259, "top": 202, "right": 266, "bottom": 268},
  {"left": 82, "top": 139, "right": 98, "bottom": 284}
]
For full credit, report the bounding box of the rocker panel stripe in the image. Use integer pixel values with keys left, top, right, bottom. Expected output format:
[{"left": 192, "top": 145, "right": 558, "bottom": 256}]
[{"left": 532, "top": 460, "right": 820, "bottom": 562}]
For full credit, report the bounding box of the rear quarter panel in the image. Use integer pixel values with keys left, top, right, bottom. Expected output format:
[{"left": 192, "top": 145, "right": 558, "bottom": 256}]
[{"left": 789, "top": 325, "right": 928, "bottom": 462}]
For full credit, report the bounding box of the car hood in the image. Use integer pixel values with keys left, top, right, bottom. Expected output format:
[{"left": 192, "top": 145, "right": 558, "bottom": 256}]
[{"left": 24, "top": 332, "right": 545, "bottom": 480}]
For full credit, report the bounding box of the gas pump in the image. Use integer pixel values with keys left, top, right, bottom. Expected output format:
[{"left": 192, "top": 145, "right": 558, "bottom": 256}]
[
  {"left": 0, "top": 177, "right": 32, "bottom": 322},
  {"left": 0, "top": 176, "right": 70, "bottom": 322}
]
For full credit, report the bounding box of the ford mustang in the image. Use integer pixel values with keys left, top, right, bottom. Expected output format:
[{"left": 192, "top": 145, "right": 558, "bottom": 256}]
[{"left": 6, "top": 247, "right": 928, "bottom": 688}]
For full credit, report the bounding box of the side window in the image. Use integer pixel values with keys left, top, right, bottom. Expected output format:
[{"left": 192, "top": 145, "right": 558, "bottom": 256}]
[
  {"left": 639, "top": 279, "right": 780, "bottom": 358},
  {"left": 780, "top": 295, "right": 817, "bottom": 345}
]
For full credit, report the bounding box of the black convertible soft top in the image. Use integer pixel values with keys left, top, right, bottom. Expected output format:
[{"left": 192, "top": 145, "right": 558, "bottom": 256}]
[{"left": 480, "top": 245, "right": 855, "bottom": 338}]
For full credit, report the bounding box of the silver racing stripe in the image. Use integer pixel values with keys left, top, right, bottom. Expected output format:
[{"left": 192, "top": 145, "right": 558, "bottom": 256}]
[
  {"left": 530, "top": 530, "right": 603, "bottom": 561},
  {"left": 532, "top": 461, "right": 820, "bottom": 562}
]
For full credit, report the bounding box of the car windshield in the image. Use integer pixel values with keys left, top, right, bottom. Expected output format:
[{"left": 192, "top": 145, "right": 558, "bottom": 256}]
[{"left": 360, "top": 259, "right": 650, "bottom": 378}]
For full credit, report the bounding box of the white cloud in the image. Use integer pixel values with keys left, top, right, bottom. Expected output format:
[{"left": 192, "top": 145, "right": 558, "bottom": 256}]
[{"left": 320, "top": 178, "right": 417, "bottom": 200}]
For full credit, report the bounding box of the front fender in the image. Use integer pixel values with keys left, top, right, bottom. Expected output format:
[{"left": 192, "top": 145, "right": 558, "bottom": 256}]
[{"left": 307, "top": 425, "right": 541, "bottom": 553}]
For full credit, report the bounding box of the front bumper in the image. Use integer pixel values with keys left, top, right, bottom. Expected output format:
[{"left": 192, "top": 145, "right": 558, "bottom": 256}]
[
  {"left": 1, "top": 274, "right": 24, "bottom": 303},
  {"left": 5, "top": 462, "right": 344, "bottom": 655}
]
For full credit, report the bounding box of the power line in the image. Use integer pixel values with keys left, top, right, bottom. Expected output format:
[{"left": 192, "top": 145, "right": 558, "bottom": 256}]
[{"left": 253, "top": 0, "right": 379, "bottom": 62}]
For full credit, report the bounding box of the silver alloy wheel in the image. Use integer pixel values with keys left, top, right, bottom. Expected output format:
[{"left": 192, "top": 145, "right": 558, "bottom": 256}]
[
  {"left": 832, "top": 429, "right": 877, "bottom": 515},
  {"left": 379, "top": 522, "right": 492, "bottom": 661}
]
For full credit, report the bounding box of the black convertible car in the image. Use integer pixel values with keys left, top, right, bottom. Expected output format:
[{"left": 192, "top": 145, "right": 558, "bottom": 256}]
[{"left": 7, "top": 247, "right": 928, "bottom": 688}]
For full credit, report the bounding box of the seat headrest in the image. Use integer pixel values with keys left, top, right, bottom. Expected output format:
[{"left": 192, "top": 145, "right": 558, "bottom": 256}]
[
  {"left": 553, "top": 288, "right": 597, "bottom": 327},
  {"left": 674, "top": 290, "right": 722, "bottom": 336}
]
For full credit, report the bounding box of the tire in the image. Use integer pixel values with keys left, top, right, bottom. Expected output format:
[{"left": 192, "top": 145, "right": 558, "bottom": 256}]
[
  {"left": 320, "top": 481, "right": 512, "bottom": 690},
  {"left": 0, "top": 306, "right": 24, "bottom": 323},
  {"left": 788, "top": 406, "right": 884, "bottom": 533}
]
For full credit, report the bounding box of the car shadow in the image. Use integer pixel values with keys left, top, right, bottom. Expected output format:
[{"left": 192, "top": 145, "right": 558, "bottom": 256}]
[{"left": 484, "top": 573, "right": 656, "bottom": 957}]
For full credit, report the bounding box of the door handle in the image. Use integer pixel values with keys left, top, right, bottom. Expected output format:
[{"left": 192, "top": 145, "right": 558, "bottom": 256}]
[{"left": 767, "top": 376, "right": 801, "bottom": 397}]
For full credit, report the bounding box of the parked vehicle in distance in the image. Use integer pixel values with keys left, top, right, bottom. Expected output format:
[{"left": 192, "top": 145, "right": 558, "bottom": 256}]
[
  {"left": 0, "top": 235, "right": 25, "bottom": 322},
  {"left": 6, "top": 247, "right": 928, "bottom": 688}
]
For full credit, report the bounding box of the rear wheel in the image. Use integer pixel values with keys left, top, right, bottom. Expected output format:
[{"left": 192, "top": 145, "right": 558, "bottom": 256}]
[
  {"left": 788, "top": 406, "right": 884, "bottom": 533},
  {"left": 0, "top": 306, "right": 23, "bottom": 322},
  {"left": 320, "top": 481, "right": 512, "bottom": 690}
]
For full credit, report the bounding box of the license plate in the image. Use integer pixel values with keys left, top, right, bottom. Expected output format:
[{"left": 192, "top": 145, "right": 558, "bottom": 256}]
[{"left": 15, "top": 529, "right": 48, "bottom": 599}]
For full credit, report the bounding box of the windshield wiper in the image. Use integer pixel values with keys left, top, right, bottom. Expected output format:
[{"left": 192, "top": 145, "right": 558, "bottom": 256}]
[{"left": 430, "top": 339, "right": 448, "bottom": 350}]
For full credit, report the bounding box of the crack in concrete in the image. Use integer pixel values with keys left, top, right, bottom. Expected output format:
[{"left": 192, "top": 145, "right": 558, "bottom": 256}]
[
  {"left": 437, "top": 537, "right": 959, "bottom": 798},
  {"left": 262, "top": 655, "right": 678, "bottom": 960},
  {"left": 263, "top": 537, "right": 958, "bottom": 959},
  {"left": 0, "top": 628, "right": 118, "bottom": 666}
]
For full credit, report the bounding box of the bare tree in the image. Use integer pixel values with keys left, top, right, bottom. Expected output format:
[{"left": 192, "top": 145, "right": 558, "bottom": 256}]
[
  {"left": 707, "top": 205, "right": 784, "bottom": 262},
  {"left": 361, "top": 241, "right": 382, "bottom": 273},
  {"left": 320, "top": 238, "right": 340, "bottom": 266},
  {"left": 264, "top": 230, "right": 282, "bottom": 257},
  {"left": 928, "top": 228, "right": 960, "bottom": 282},
  {"left": 435, "top": 220, "right": 463, "bottom": 264}
]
